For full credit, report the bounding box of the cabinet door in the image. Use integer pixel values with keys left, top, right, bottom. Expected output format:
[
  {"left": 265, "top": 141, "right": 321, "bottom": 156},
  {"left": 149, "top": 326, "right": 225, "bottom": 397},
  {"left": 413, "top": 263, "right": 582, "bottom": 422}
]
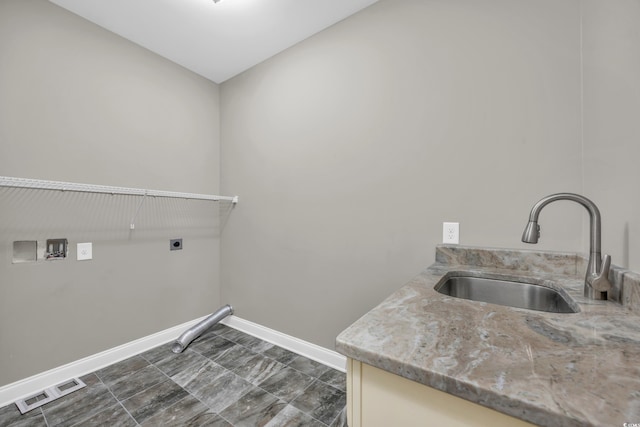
[{"left": 347, "top": 359, "right": 536, "bottom": 427}]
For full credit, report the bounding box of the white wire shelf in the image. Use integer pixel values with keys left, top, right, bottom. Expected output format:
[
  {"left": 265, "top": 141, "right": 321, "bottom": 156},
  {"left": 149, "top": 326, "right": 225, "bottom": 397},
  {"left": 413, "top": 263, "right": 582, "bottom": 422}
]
[
  {"left": 0, "top": 176, "right": 238, "bottom": 203},
  {"left": 0, "top": 176, "right": 238, "bottom": 230}
]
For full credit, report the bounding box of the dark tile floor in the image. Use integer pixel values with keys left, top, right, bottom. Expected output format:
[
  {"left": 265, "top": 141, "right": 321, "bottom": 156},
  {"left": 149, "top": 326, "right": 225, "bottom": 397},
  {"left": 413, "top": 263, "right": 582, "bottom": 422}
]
[{"left": 0, "top": 324, "right": 348, "bottom": 427}]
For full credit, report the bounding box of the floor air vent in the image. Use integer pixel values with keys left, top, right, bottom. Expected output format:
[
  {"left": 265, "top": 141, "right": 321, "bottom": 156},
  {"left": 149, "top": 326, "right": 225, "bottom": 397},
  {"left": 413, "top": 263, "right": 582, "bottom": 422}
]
[{"left": 15, "top": 378, "right": 86, "bottom": 414}]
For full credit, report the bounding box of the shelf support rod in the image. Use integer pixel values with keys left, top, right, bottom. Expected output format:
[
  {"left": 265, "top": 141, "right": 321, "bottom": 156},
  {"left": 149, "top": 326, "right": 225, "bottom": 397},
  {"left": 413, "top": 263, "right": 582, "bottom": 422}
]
[{"left": 129, "top": 192, "right": 148, "bottom": 230}]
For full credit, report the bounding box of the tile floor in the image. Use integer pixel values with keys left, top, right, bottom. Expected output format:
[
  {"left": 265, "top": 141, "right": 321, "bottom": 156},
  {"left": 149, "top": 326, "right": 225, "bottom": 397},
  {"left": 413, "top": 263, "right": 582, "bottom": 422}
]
[{"left": 0, "top": 324, "right": 348, "bottom": 426}]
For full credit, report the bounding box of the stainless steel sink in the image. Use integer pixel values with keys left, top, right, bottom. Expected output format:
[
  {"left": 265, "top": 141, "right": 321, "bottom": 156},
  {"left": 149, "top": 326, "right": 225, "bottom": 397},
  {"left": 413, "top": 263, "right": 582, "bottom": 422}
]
[{"left": 435, "top": 275, "right": 579, "bottom": 313}]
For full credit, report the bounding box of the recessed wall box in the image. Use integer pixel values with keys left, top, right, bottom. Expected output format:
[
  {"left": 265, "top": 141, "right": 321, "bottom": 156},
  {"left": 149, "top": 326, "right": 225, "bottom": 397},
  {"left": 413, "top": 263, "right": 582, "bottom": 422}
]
[
  {"left": 170, "top": 238, "right": 182, "bottom": 251},
  {"left": 13, "top": 241, "right": 37, "bottom": 263},
  {"left": 46, "top": 238, "right": 68, "bottom": 259}
]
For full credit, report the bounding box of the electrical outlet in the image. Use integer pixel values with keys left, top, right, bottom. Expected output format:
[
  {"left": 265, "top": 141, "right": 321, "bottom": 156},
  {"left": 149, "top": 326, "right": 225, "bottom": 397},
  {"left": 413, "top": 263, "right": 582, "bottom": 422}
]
[
  {"left": 170, "top": 239, "right": 182, "bottom": 251},
  {"left": 77, "top": 242, "right": 92, "bottom": 261},
  {"left": 443, "top": 222, "right": 459, "bottom": 244}
]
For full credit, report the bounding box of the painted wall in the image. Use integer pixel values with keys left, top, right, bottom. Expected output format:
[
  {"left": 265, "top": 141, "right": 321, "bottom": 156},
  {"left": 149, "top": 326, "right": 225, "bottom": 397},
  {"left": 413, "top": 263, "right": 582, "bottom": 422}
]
[
  {"left": 582, "top": 0, "right": 640, "bottom": 272},
  {"left": 220, "top": 0, "right": 585, "bottom": 349},
  {"left": 2, "top": 0, "right": 638, "bottom": 388},
  {"left": 0, "top": 0, "right": 223, "bottom": 386}
]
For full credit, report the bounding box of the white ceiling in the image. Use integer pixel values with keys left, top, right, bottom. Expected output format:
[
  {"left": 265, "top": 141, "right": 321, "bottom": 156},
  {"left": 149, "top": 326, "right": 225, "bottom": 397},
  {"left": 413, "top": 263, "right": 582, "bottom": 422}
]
[{"left": 48, "top": 0, "right": 380, "bottom": 84}]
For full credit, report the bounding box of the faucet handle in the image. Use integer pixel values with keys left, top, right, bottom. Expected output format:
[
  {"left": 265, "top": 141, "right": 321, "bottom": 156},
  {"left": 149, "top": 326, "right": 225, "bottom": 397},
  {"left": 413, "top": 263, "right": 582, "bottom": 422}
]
[
  {"left": 591, "top": 254, "right": 612, "bottom": 292},
  {"left": 601, "top": 254, "right": 611, "bottom": 273}
]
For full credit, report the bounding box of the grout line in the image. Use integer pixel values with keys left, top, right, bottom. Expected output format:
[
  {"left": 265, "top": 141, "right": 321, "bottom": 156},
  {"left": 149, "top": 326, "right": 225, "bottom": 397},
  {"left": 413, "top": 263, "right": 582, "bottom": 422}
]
[
  {"left": 326, "top": 407, "right": 347, "bottom": 427},
  {"left": 60, "top": 376, "right": 138, "bottom": 427},
  {"left": 137, "top": 352, "right": 153, "bottom": 365},
  {"left": 93, "top": 367, "right": 143, "bottom": 424},
  {"left": 0, "top": 323, "right": 345, "bottom": 426},
  {"left": 140, "top": 338, "right": 252, "bottom": 425},
  {"left": 227, "top": 328, "right": 346, "bottom": 424},
  {"left": 40, "top": 407, "right": 51, "bottom": 427},
  {"left": 95, "top": 374, "right": 140, "bottom": 427},
  {"left": 149, "top": 359, "right": 216, "bottom": 424},
  {"left": 108, "top": 365, "right": 168, "bottom": 404},
  {"left": 35, "top": 325, "right": 343, "bottom": 427},
  {"left": 183, "top": 326, "right": 343, "bottom": 425},
  {"left": 289, "top": 378, "right": 342, "bottom": 427}
]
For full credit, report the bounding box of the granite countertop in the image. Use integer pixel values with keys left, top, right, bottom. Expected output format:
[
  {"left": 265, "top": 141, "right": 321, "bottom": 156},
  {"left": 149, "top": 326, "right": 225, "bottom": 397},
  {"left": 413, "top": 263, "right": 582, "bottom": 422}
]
[{"left": 336, "top": 245, "right": 640, "bottom": 427}]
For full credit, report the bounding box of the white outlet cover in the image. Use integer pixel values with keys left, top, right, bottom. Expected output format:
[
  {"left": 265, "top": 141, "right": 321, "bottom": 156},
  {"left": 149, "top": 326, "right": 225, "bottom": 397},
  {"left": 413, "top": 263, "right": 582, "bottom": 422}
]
[
  {"left": 443, "top": 222, "right": 460, "bottom": 244},
  {"left": 77, "top": 242, "right": 92, "bottom": 261}
]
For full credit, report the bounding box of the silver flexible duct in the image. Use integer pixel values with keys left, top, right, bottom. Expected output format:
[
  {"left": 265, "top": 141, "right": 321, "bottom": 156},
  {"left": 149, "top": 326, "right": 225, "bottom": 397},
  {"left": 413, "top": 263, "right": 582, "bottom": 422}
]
[{"left": 171, "top": 304, "right": 233, "bottom": 353}]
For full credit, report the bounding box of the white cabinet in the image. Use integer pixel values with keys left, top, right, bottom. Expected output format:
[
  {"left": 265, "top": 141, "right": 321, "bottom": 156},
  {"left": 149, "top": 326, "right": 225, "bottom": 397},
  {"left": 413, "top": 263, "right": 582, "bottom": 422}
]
[{"left": 346, "top": 358, "right": 536, "bottom": 427}]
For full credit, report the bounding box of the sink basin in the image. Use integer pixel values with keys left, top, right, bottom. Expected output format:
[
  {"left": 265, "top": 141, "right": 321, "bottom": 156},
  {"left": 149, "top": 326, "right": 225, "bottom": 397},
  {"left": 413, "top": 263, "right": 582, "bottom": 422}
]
[{"left": 435, "top": 274, "right": 578, "bottom": 313}]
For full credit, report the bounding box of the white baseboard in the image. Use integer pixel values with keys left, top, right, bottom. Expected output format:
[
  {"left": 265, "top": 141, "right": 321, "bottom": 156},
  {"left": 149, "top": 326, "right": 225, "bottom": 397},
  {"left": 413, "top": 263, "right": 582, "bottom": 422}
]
[
  {"left": 220, "top": 316, "right": 346, "bottom": 373},
  {"left": 0, "top": 315, "right": 208, "bottom": 408},
  {"left": 0, "top": 314, "right": 345, "bottom": 408}
]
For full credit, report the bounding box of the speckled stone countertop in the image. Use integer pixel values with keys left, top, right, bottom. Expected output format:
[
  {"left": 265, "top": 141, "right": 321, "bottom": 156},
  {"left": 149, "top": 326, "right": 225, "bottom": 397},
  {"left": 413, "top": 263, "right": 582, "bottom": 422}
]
[{"left": 336, "top": 245, "right": 640, "bottom": 427}]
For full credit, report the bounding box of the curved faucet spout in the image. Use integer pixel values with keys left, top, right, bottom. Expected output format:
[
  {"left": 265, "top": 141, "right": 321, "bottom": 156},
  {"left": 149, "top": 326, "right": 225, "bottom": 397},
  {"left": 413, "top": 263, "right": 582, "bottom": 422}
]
[{"left": 521, "top": 193, "right": 612, "bottom": 300}]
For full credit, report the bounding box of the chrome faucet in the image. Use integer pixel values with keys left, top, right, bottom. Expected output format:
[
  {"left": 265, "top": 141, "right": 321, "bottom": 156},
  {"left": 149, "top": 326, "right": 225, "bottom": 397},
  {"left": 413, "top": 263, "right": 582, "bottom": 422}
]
[{"left": 521, "top": 193, "right": 612, "bottom": 300}]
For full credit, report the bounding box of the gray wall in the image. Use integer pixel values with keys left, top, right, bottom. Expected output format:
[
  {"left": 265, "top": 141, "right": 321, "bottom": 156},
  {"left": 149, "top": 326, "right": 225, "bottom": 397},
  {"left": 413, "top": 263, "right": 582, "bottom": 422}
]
[
  {"left": 0, "top": 0, "right": 222, "bottom": 386},
  {"left": 220, "top": 0, "right": 587, "bottom": 349},
  {"left": 582, "top": 0, "right": 640, "bottom": 271},
  {"left": 220, "top": 0, "right": 640, "bottom": 350},
  {"left": 2, "top": 0, "right": 639, "bottom": 387}
]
